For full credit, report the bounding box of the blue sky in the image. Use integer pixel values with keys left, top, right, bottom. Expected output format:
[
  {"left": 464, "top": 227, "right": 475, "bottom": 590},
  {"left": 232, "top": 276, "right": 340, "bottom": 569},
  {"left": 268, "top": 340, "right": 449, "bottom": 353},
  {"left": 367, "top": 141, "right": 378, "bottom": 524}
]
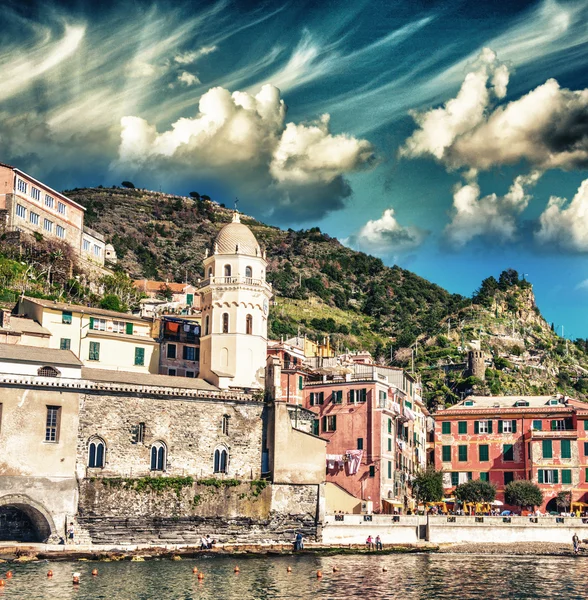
[{"left": 1, "top": 0, "right": 588, "bottom": 336}]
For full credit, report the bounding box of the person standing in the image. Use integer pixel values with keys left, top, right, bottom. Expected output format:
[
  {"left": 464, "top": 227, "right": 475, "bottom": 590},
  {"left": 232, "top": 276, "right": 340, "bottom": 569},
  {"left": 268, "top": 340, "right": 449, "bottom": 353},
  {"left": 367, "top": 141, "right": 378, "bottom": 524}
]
[
  {"left": 375, "top": 535, "right": 383, "bottom": 550},
  {"left": 295, "top": 532, "right": 304, "bottom": 551},
  {"left": 67, "top": 522, "right": 75, "bottom": 544},
  {"left": 573, "top": 533, "right": 580, "bottom": 554}
]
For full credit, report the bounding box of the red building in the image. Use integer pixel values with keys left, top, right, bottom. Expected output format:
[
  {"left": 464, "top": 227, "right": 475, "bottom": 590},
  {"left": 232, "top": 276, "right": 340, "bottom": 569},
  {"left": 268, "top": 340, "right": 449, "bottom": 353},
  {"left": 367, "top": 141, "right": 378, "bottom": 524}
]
[
  {"left": 434, "top": 395, "right": 588, "bottom": 512},
  {"left": 267, "top": 340, "right": 307, "bottom": 405}
]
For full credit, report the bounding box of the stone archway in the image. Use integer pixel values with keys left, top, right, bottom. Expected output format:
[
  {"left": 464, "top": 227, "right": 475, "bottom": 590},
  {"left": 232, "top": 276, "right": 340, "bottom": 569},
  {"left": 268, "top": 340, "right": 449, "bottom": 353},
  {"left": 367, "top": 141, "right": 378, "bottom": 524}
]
[
  {"left": 0, "top": 495, "right": 57, "bottom": 543},
  {"left": 545, "top": 497, "right": 559, "bottom": 514}
]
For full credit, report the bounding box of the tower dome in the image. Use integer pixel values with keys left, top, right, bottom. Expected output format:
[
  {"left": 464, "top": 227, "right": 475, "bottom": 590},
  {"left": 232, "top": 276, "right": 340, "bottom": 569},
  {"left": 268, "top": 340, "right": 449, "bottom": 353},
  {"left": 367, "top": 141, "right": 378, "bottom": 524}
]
[{"left": 214, "top": 213, "right": 261, "bottom": 257}]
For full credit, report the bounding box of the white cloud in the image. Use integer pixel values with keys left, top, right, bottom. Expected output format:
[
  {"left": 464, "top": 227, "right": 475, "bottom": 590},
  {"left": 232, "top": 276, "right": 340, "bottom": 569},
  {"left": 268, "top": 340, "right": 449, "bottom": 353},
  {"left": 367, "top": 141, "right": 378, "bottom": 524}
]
[
  {"left": 115, "top": 84, "right": 375, "bottom": 220},
  {"left": 445, "top": 171, "right": 541, "bottom": 247},
  {"left": 575, "top": 279, "right": 588, "bottom": 291},
  {"left": 348, "top": 208, "right": 428, "bottom": 254},
  {"left": 177, "top": 71, "right": 200, "bottom": 86},
  {"left": 174, "top": 45, "right": 217, "bottom": 64},
  {"left": 536, "top": 179, "right": 588, "bottom": 252}
]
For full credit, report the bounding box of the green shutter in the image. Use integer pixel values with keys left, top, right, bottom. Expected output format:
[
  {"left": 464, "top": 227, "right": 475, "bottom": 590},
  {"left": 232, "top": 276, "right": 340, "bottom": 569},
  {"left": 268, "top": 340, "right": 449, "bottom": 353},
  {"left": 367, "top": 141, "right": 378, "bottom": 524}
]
[
  {"left": 332, "top": 415, "right": 337, "bottom": 431},
  {"left": 388, "top": 438, "right": 392, "bottom": 452},
  {"left": 538, "top": 469, "right": 544, "bottom": 484},
  {"left": 561, "top": 439, "right": 571, "bottom": 459},
  {"left": 542, "top": 440, "right": 553, "bottom": 459},
  {"left": 585, "top": 467, "right": 588, "bottom": 482},
  {"left": 584, "top": 442, "right": 588, "bottom": 456},
  {"left": 553, "top": 470, "right": 559, "bottom": 484},
  {"left": 312, "top": 420, "right": 319, "bottom": 435},
  {"left": 488, "top": 420, "right": 493, "bottom": 434},
  {"left": 134, "top": 347, "right": 145, "bottom": 366},
  {"left": 388, "top": 418, "right": 392, "bottom": 434},
  {"left": 480, "top": 472, "right": 488, "bottom": 482},
  {"left": 89, "top": 316, "right": 94, "bottom": 330},
  {"left": 584, "top": 421, "right": 588, "bottom": 431},
  {"left": 186, "top": 294, "right": 193, "bottom": 306},
  {"left": 442, "top": 445, "right": 451, "bottom": 462},
  {"left": 388, "top": 461, "right": 392, "bottom": 479},
  {"left": 321, "top": 416, "right": 326, "bottom": 432},
  {"left": 511, "top": 420, "right": 517, "bottom": 433},
  {"left": 479, "top": 444, "right": 489, "bottom": 462},
  {"left": 562, "top": 469, "right": 572, "bottom": 484},
  {"left": 369, "top": 465, "right": 375, "bottom": 477},
  {"left": 551, "top": 420, "right": 557, "bottom": 431},
  {"left": 442, "top": 422, "right": 451, "bottom": 435},
  {"left": 451, "top": 472, "right": 459, "bottom": 486},
  {"left": 503, "top": 444, "right": 514, "bottom": 461},
  {"left": 498, "top": 420, "right": 503, "bottom": 433},
  {"left": 474, "top": 421, "right": 479, "bottom": 434},
  {"left": 458, "top": 445, "right": 467, "bottom": 462},
  {"left": 89, "top": 341, "right": 100, "bottom": 361},
  {"left": 533, "top": 420, "right": 542, "bottom": 431},
  {"left": 298, "top": 377, "right": 303, "bottom": 390},
  {"left": 458, "top": 421, "right": 467, "bottom": 434},
  {"left": 126, "top": 322, "right": 134, "bottom": 335}
]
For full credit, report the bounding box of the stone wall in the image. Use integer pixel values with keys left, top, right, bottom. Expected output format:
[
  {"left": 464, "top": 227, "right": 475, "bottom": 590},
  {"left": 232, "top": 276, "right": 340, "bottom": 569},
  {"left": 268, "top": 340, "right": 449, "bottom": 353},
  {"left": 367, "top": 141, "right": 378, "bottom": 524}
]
[
  {"left": 322, "top": 514, "right": 419, "bottom": 545},
  {"left": 77, "top": 392, "right": 264, "bottom": 480},
  {"left": 77, "top": 479, "right": 320, "bottom": 545}
]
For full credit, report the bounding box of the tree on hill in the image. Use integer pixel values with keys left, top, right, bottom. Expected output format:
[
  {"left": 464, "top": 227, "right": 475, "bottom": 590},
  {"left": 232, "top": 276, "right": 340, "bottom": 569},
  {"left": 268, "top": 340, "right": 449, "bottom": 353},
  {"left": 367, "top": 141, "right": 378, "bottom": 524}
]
[
  {"left": 505, "top": 480, "right": 543, "bottom": 509},
  {"left": 412, "top": 467, "right": 444, "bottom": 503},
  {"left": 498, "top": 268, "right": 520, "bottom": 289},
  {"left": 455, "top": 479, "right": 496, "bottom": 504},
  {"left": 189, "top": 191, "right": 200, "bottom": 200},
  {"left": 121, "top": 181, "right": 135, "bottom": 189}
]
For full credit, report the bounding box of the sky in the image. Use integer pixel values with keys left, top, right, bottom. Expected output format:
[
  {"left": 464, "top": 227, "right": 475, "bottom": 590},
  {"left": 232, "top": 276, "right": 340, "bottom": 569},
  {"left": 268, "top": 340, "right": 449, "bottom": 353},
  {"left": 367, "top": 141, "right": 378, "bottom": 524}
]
[{"left": 1, "top": 0, "right": 588, "bottom": 336}]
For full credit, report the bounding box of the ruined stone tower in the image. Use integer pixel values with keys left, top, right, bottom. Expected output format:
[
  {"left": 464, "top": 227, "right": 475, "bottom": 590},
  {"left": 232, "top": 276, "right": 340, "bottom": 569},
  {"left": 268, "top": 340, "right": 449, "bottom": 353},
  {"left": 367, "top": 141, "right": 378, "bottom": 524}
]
[{"left": 467, "top": 350, "right": 486, "bottom": 380}]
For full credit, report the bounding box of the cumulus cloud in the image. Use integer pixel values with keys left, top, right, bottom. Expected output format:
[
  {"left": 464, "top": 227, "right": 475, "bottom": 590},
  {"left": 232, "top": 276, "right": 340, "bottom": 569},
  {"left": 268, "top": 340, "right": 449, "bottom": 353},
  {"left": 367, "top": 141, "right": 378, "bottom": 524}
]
[
  {"left": 536, "top": 178, "right": 588, "bottom": 252},
  {"left": 115, "top": 84, "right": 375, "bottom": 221},
  {"left": 401, "top": 48, "right": 588, "bottom": 172},
  {"left": 445, "top": 171, "right": 541, "bottom": 247},
  {"left": 177, "top": 71, "right": 200, "bottom": 86},
  {"left": 348, "top": 208, "right": 428, "bottom": 254}
]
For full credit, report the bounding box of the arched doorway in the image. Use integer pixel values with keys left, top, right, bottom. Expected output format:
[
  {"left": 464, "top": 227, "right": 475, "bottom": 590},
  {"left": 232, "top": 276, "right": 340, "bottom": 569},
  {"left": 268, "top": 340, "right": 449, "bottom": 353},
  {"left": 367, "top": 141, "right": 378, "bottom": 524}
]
[
  {"left": 0, "top": 495, "right": 56, "bottom": 542},
  {"left": 545, "top": 497, "right": 559, "bottom": 514}
]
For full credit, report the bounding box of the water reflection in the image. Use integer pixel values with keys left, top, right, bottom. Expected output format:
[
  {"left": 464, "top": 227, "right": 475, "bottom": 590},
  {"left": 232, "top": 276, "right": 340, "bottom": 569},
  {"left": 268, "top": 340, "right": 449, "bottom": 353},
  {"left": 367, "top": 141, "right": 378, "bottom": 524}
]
[{"left": 0, "top": 553, "right": 586, "bottom": 599}]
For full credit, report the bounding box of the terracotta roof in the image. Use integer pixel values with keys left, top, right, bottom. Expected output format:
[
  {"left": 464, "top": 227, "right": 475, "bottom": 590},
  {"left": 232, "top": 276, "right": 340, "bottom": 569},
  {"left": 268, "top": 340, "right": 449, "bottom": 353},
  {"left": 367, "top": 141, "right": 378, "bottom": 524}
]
[
  {"left": 445, "top": 395, "right": 579, "bottom": 409},
  {"left": 3, "top": 317, "right": 51, "bottom": 336},
  {"left": 0, "top": 344, "right": 82, "bottom": 367},
  {"left": 214, "top": 213, "right": 261, "bottom": 257},
  {"left": 82, "top": 368, "right": 218, "bottom": 391},
  {"left": 20, "top": 297, "right": 149, "bottom": 322},
  {"left": 133, "top": 280, "right": 191, "bottom": 293}
]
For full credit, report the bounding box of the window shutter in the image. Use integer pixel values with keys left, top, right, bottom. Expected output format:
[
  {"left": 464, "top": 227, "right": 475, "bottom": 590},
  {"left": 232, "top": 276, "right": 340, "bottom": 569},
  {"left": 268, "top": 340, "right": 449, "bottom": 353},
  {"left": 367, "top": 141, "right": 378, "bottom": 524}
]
[
  {"left": 488, "top": 420, "right": 493, "bottom": 434},
  {"left": 89, "top": 316, "right": 94, "bottom": 329},
  {"left": 309, "top": 394, "right": 314, "bottom": 407},
  {"left": 126, "top": 322, "right": 134, "bottom": 335},
  {"left": 584, "top": 420, "right": 588, "bottom": 431},
  {"left": 511, "top": 420, "right": 517, "bottom": 433},
  {"left": 498, "top": 420, "right": 503, "bottom": 433},
  {"left": 551, "top": 420, "right": 557, "bottom": 431},
  {"left": 562, "top": 469, "right": 572, "bottom": 484},
  {"left": 554, "top": 470, "right": 559, "bottom": 484},
  {"left": 312, "top": 420, "right": 319, "bottom": 435},
  {"left": 538, "top": 470, "right": 543, "bottom": 484},
  {"left": 561, "top": 439, "right": 571, "bottom": 459},
  {"left": 333, "top": 415, "right": 337, "bottom": 430},
  {"left": 322, "top": 416, "right": 326, "bottom": 432},
  {"left": 474, "top": 421, "right": 479, "bottom": 434},
  {"left": 584, "top": 442, "right": 588, "bottom": 456}
]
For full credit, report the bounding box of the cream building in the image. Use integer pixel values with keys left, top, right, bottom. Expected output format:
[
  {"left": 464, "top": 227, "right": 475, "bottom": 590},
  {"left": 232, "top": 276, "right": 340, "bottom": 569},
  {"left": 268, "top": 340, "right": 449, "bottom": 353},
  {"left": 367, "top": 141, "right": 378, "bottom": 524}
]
[
  {"left": 198, "top": 213, "right": 272, "bottom": 389},
  {"left": 17, "top": 297, "right": 159, "bottom": 373}
]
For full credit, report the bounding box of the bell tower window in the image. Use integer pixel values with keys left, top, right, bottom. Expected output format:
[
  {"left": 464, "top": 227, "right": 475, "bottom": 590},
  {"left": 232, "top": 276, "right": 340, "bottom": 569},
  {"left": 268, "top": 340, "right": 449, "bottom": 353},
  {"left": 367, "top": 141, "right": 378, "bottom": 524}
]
[
  {"left": 246, "top": 314, "right": 253, "bottom": 335},
  {"left": 224, "top": 265, "right": 231, "bottom": 277},
  {"left": 222, "top": 313, "right": 229, "bottom": 333},
  {"left": 245, "top": 266, "right": 252, "bottom": 278}
]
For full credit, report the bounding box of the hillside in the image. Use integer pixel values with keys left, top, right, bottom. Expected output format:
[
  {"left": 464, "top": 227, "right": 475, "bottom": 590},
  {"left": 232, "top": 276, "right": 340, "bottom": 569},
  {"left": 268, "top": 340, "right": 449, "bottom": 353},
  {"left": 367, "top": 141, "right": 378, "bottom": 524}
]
[{"left": 61, "top": 187, "right": 588, "bottom": 407}]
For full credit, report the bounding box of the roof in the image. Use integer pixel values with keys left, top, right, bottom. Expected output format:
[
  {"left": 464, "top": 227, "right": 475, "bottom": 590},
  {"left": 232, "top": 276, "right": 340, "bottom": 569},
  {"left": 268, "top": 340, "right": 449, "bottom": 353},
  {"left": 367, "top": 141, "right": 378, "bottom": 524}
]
[
  {"left": 3, "top": 317, "right": 51, "bottom": 337},
  {"left": 20, "top": 297, "right": 148, "bottom": 322},
  {"left": 451, "top": 395, "right": 575, "bottom": 409},
  {"left": 83, "top": 226, "right": 105, "bottom": 243},
  {"left": 0, "top": 344, "right": 82, "bottom": 367},
  {"left": 133, "top": 280, "right": 192, "bottom": 293},
  {"left": 438, "top": 395, "right": 587, "bottom": 416},
  {"left": 214, "top": 213, "right": 261, "bottom": 257},
  {"left": 82, "top": 368, "right": 218, "bottom": 391}
]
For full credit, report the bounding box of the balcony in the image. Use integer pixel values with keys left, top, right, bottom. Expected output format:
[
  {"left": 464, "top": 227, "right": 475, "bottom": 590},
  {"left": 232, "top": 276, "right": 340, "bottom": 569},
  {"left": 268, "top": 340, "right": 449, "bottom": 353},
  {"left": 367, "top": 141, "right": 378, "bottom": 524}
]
[
  {"left": 530, "top": 429, "right": 578, "bottom": 439},
  {"left": 199, "top": 276, "right": 271, "bottom": 290}
]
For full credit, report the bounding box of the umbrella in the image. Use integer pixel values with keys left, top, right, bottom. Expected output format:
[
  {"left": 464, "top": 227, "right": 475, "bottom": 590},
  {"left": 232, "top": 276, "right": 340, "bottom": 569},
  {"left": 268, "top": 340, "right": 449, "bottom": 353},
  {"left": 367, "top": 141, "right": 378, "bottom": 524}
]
[{"left": 492, "top": 500, "right": 504, "bottom": 506}]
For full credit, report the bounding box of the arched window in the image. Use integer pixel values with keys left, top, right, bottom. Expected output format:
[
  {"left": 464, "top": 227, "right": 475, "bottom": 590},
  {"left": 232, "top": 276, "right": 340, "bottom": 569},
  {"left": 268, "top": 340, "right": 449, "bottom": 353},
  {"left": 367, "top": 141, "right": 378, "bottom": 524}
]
[
  {"left": 88, "top": 437, "right": 106, "bottom": 468},
  {"left": 214, "top": 447, "right": 228, "bottom": 473},
  {"left": 150, "top": 441, "right": 166, "bottom": 471},
  {"left": 204, "top": 315, "right": 210, "bottom": 335},
  {"left": 222, "top": 313, "right": 229, "bottom": 333},
  {"left": 224, "top": 264, "right": 231, "bottom": 277},
  {"left": 38, "top": 366, "right": 60, "bottom": 377},
  {"left": 245, "top": 266, "right": 252, "bottom": 279},
  {"left": 207, "top": 267, "right": 213, "bottom": 278},
  {"left": 245, "top": 314, "right": 253, "bottom": 335}
]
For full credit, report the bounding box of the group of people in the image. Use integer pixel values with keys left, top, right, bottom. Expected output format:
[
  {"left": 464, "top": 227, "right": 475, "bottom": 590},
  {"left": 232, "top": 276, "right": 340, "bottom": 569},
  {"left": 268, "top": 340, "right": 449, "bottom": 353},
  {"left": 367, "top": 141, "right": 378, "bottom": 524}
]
[
  {"left": 200, "top": 535, "right": 215, "bottom": 550},
  {"left": 365, "top": 535, "right": 383, "bottom": 550}
]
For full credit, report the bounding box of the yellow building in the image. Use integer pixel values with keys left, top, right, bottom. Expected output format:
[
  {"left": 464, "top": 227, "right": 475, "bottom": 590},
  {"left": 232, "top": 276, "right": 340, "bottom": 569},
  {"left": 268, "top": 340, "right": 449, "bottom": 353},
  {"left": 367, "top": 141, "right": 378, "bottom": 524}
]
[{"left": 17, "top": 297, "right": 159, "bottom": 373}]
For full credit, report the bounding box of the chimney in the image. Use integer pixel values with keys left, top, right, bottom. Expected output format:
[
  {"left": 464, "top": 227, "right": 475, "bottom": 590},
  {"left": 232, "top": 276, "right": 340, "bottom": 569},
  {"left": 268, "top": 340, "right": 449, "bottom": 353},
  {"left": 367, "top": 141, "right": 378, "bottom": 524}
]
[{"left": 0, "top": 310, "right": 10, "bottom": 329}]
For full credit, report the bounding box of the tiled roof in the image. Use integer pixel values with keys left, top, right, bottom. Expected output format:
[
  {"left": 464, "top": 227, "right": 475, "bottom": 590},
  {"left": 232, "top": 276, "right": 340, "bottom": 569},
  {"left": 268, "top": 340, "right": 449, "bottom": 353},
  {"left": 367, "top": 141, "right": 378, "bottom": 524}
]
[
  {"left": 4, "top": 317, "right": 51, "bottom": 336},
  {"left": 133, "top": 280, "right": 191, "bottom": 293},
  {"left": 82, "top": 368, "right": 218, "bottom": 391},
  {"left": 0, "top": 344, "right": 82, "bottom": 366},
  {"left": 21, "top": 297, "right": 148, "bottom": 322}
]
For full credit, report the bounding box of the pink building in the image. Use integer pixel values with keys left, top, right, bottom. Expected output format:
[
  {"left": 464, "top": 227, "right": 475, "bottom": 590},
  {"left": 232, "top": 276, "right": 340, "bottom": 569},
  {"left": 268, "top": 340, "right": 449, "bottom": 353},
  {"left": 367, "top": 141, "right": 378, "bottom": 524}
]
[{"left": 267, "top": 340, "right": 307, "bottom": 405}]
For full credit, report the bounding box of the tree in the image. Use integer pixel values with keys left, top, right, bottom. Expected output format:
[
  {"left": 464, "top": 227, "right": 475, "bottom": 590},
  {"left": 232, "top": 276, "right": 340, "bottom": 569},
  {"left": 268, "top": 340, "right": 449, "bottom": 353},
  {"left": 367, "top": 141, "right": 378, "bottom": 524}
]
[
  {"left": 189, "top": 191, "right": 200, "bottom": 200},
  {"left": 158, "top": 284, "right": 174, "bottom": 301},
  {"left": 412, "top": 467, "right": 444, "bottom": 503},
  {"left": 455, "top": 479, "right": 496, "bottom": 504},
  {"left": 498, "top": 268, "right": 520, "bottom": 290},
  {"left": 121, "top": 181, "right": 135, "bottom": 189},
  {"left": 556, "top": 490, "right": 571, "bottom": 512},
  {"left": 504, "top": 480, "right": 543, "bottom": 509},
  {"left": 99, "top": 294, "right": 123, "bottom": 312}
]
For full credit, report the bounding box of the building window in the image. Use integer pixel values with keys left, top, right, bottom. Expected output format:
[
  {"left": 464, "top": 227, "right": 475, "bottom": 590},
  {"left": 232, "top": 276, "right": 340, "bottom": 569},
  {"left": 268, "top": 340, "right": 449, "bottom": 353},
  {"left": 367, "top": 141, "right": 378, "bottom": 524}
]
[
  {"left": 214, "top": 447, "right": 228, "bottom": 473},
  {"left": 388, "top": 418, "right": 392, "bottom": 434},
  {"left": 222, "top": 313, "right": 229, "bottom": 333},
  {"left": 58, "top": 201, "right": 66, "bottom": 215},
  {"left": 31, "top": 187, "right": 41, "bottom": 201},
  {"left": 43, "top": 218, "right": 53, "bottom": 233},
  {"left": 93, "top": 244, "right": 101, "bottom": 257},
  {"left": 186, "top": 294, "right": 193, "bottom": 306},
  {"left": 551, "top": 420, "right": 566, "bottom": 431},
  {"left": 134, "top": 347, "right": 145, "bottom": 366},
  {"left": 112, "top": 320, "right": 125, "bottom": 334},
  {"left": 369, "top": 465, "right": 375, "bottom": 477},
  {"left": 224, "top": 265, "right": 231, "bottom": 277},
  {"left": 16, "top": 204, "right": 26, "bottom": 219},
  {"left": 562, "top": 469, "right": 572, "bottom": 484},
  {"left": 357, "top": 438, "right": 364, "bottom": 450},
  {"left": 207, "top": 267, "right": 213, "bottom": 278},
  {"left": 45, "top": 406, "right": 61, "bottom": 442},
  {"left": 135, "top": 422, "right": 145, "bottom": 444},
  {"left": 222, "top": 415, "right": 230, "bottom": 435},
  {"left": 538, "top": 469, "right": 558, "bottom": 484},
  {"left": 532, "top": 420, "right": 542, "bottom": 431},
  {"left": 56, "top": 225, "right": 65, "bottom": 239},
  {"left": 62, "top": 311, "right": 72, "bottom": 324},
  {"left": 60, "top": 338, "right": 71, "bottom": 350},
  {"left": 561, "top": 439, "right": 571, "bottom": 459},
  {"left": 38, "top": 366, "right": 60, "bottom": 377},
  {"left": 186, "top": 371, "right": 195, "bottom": 378},
  {"left": 126, "top": 322, "right": 134, "bottom": 335},
  {"left": 45, "top": 194, "right": 54, "bottom": 209},
  {"left": 150, "top": 441, "right": 166, "bottom": 471},
  {"left": 29, "top": 211, "right": 39, "bottom": 225},
  {"left": 89, "top": 341, "right": 100, "bottom": 361},
  {"left": 83, "top": 239, "right": 90, "bottom": 252},
  {"left": 309, "top": 392, "right": 324, "bottom": 406},
  {"left": 475, "top": 420, "right": 492, "bottom": 434},
  {"left": 542, "top": 439, "right": 553, "bottom": 459},
  {"left": 312, "top": 420, "right": 319, "bottom": 435},
  {"left": 168, "top": 368, "right": 176, "bottom": 376},
  {"left": 88, "top": 437, "right": 106, "bottom": 468},
  {"left": 90, "top": 317, "right": 106, "bottom": 331},
  {"left": 204, "top": 315, "right": 210, "bottom": 335},
  {"left": 17, "top": 179, "right": 27, "bottom": 194},
  {"left": 388, "top": 461, "right": 392, "bottom": 479},
  {"left": 479, "top": 444, "right": 489, "bottom": 462},
  {"left": 450, "top": 472, "right": 459, "bottom": 487},
  {"left": 183, "top": 346, "right": 197, "bottom": 361},
  {"left": 503, "top": 444, "right": 514, "bottom": 462},
  {"left": 442, "top": 445, "right": 451, "bottom": 462},
  {"left": 504, "top": 472, "right": 514, "bottom": 485},
  {"left": 584, "top": 441, "right": 588, "bottom": 456},
  {"left": 479, "top": 472, "right": 489, "bottom": 482},
  {"left": 245, "top": 314, "right": 253, "bottom": 335},
  {"left": 167, "top": 344, "right": 177, "bottom": 359},
  {"left": 388, "top": 438, "right": 392, "bottom": 452},
  {"left": 322, "top": 415, "right": 337, "bottom": 432},
  {"left": 442, "top": 422, "right": 451, "bottom": 435},
  {"left": 245, "top": 266, "right": 252, "bottom": 278},
  {"left": 332, "top": 390, "right": 343, "bottom": 404},
  {"left": 458, "top": 421, "right": 467, "bottom": 434},
  {"left": 458, "top": 445, "right": 467, "bottom": 462},
  {"left": 498, "top": 420, "right": 516, "bottom": 434}
]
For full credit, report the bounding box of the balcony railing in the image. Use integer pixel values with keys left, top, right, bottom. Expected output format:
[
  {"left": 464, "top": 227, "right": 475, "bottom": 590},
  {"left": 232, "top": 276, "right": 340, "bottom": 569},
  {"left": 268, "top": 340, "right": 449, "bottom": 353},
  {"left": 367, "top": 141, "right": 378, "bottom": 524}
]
[
  {"left": 530, "top": 429, "right": 578, "bottom": 439},
  {"left": 199, "top": 276, "right": 271, "bottom": 289}
]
